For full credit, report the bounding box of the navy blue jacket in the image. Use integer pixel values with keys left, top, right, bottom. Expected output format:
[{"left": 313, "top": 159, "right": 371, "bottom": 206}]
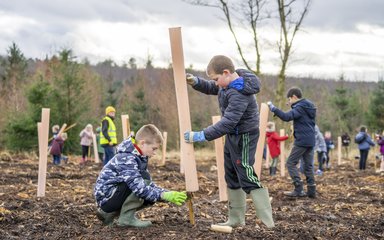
[
  {"left": 193, "top": 69, "right": 260, "bottom": 141},
  {"left": 272, "top": 98, "right": 316, "bottom": 147}
]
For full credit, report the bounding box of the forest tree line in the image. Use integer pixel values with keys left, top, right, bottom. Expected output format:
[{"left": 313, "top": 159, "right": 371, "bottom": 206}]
[{"left": 1, "top": 43, "right": 383, "bottom": 155}]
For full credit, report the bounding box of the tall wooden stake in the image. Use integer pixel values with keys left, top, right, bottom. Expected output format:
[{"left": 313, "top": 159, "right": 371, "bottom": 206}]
[
  {"left": 337, "top": 136, "right": 342, "bottom": 165},
  {"left": 121, "top": 114, "right": 130, "bottom": 140},
  {"left": 37, "top": 108, "right": 50, "bottom": 197},
  {"left": 169, "top": 27, "right": 199, "bottom": 225},
  {"left": 92, "top": 133, "right": 100, "bottom": 163},
  {"left": 212, "top": 116, "right": 227, "bottom": 202},
  {"left": 254, "top": 103, "right": 268, "bottom": 179},
  {"left": 169, "top": 27, "right": 199, "bottom": 191},
  {"left": 160, "top": 132, "right": 168, "bottom": 166},
  {"left": 280, "top": 129, "right": 286, "bottom": 177}
]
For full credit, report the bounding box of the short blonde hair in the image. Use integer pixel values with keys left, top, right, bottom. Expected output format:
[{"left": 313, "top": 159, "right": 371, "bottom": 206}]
[
  {"left": 206, "top": 55, "right": 235, "bottom": 75},
  {"left": 52, "top": 125, "right": 60, "bottom": 132},
  {"left": 266, "top": 122, "right": 275, "bottom": 132},
  {"left": 135, "top": 124, "right": 163, "bottom": 145}
]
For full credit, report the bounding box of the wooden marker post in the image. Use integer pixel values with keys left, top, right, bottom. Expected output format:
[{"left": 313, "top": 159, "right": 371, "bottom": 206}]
[
  {"left": 169, "top": 27, "right": 199, "bottom": 225},
  {"left": 92, "top": 133, "right": 100, "bottom": 163},
  {"left": 280, "top": 129, "right": 286, "bottom": 177},
  {"left": 212, "top": 116, "right": 227, "bottom": 202},
  {"left": 37, "top": 108, "right": 50, "bottom": 197},
  {"left": 121, "top": 114, "right": 130, "bottom": 140},
  {"left": 337, "top": 136, "right": 342, "bottom": 165},
  {"left": 160, "top": 132, "right": 168, "bottom": 166},
  {"left": 254, "top": 103, "right": 268, "bottom": 179},
  {"left": 265, "top": 145, "right": 270, "bottom": 169}
]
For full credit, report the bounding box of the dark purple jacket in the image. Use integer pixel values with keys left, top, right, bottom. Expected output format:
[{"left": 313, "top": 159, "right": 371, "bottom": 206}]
[
  {"left": 377, "top": 138, "right": 384, "bottom": 154},
  {"left": 193, "top": 69, "right": 260, "bottom": 141},
  {"left": 50, "top": 136, "right": 64, "bottom": 155}
]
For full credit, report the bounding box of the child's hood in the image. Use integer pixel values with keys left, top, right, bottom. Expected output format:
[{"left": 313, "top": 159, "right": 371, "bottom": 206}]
[
  {"left": 229, "top": 69, "right": 260, "bottom": 95},
  {"left": 116, "top": 137, "right": 136, "bottom": 154},
  {"left": 293, "top": 98, "right": 316, "bottom": 119}
]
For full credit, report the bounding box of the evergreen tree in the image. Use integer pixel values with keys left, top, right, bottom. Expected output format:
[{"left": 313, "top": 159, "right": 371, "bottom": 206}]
[
  {"left": 0, "top": 42, "right": 28, "bottom": 112},
  {"left": 5, "top": 77, "right": 59, "bottom": 150},
  {"left": 49, "top": 49, "right": 90, "bottom": 152},
  {"left": 367, "top": 80, "right": 384, "bottom": 132},
  {"left": 329, "top": 75, "right": 359, "bottom": 134}
]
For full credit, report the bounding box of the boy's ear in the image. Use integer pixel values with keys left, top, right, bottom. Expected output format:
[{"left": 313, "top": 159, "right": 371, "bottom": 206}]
[{"left": 138, "top": 139, "right": 146, "bottom": 146}]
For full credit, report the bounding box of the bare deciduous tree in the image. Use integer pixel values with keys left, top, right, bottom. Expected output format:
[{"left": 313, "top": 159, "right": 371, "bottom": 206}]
[
  {"left": 275, "top": 0, "right": 312, "bottom": 108},
  {"left": 184, "top": 0, "right": 312, "bottom": 108},
  {"left": 184, "top": 0, "right": 267, "bottom": 75}
]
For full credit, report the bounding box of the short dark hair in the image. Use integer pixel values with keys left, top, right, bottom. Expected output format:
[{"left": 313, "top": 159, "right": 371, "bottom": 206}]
[
  {"left": 206, "top": 55, "right": 235, "bottom": 75},
  {"left": 360, "top": 126, "right": 366, "bottom": 132},
  {"left": 286, "top": 87, "right": 302, "bottom": 98}
]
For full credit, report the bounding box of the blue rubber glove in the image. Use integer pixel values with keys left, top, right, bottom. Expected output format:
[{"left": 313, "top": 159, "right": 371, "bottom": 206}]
[
  {"left": 186, "top": 73, "right": 198, "bottom": 86},
  {"left": 267, "top": 101, "right": 276, "bottom": 112},
  {"left": 184, "top": 131, "right": 206, "bottom": 143}
]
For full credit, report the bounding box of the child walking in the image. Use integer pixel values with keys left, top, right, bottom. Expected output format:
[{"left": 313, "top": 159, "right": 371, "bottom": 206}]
[
  {"left": 185, "top": 55, "right": 274, "bottom": 228},
  {"left": 94, "top": 124, "right": 187, "bottom": 227},
  {"left": 79, "top": 124, "right": 93, "bottom": 164},
  {"left": 50, "top": 133, "right": 68, "bottom": 165},
  {"left": 267, "top": 87, "right": 317, "bottom": 198},
  {"left": 266, "top": 122, "right": 288, "bottom": 176}
]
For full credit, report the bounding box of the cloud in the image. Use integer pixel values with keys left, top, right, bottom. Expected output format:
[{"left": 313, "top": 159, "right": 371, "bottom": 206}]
[{"left": 305, "top": 0, "right": 384, "bottom": 30}]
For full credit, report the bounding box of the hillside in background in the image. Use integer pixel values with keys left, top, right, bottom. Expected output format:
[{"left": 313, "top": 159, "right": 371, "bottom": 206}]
[{"left": 0, "top": 54, "right": 378, "bottom": 153}]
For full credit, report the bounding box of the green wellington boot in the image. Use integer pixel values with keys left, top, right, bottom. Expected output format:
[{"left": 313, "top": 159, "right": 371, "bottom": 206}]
[
  {"left": 117, "top": 193, "right": 152, "bottom": 228},
  {"left": 217, "top": 188, "right": 246, "bottom": 227},
  {"left": 96, "top": 208, "right": 118, "bottom": 226},
  {"left": 250, "top": 188, "right": 275, "bottom": 228}
]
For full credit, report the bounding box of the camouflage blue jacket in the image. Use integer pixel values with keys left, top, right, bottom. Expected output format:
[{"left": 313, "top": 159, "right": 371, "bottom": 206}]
[{"left": 94, "top": 138, "right": 165, "bottom": 207}]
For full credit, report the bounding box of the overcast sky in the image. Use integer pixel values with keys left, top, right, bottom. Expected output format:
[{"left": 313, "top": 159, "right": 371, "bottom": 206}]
[{"left": 0, "top": 0, "right": 383, "bottom": 81}]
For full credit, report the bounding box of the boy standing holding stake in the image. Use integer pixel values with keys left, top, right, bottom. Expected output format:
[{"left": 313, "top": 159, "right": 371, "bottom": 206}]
[
  {"left": 184, "top": 55, "right": 274, "bottom": 228},
  {"left": 267, "top": 87, "right": 317, "bottom": 198}
]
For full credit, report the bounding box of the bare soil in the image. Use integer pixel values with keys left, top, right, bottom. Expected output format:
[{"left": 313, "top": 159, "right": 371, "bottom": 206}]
[{"left": 0, "top": 152, "right": 383, "bottom": 240}]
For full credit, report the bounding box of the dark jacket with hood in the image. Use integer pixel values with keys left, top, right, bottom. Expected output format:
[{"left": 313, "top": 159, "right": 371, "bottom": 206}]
[
  {"left": 272, "top": 98, "right": 316, "bottom": 147},
  {"left": 193, "top": 69, "right": 260, "bottom": 141}
]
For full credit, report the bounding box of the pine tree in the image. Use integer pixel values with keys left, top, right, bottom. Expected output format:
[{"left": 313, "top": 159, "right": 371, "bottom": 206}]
[{"left": 367, "top": 80, "right": 384, "bottom": 131}]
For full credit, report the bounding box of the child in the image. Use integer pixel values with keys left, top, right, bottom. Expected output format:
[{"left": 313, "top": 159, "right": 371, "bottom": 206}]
[
  {"left": 94, "top": 124, "right": 187, "bottom": 227},
  {"left": 79, "top": 124, "right": 93, "bottom": 164},
  {"left": 266, "top": 122, "right": 288, "bottom": 176},
  {"left": 184, "top": 55, "right": 274, "bottom": 228},
  {"left": 377, "top": 132, "right": 384, "bottom": 173},
  {"left": 355, "top": 126, "right": 375, "bottom": 170},
  {"left": 50, "top": 133, "right": 68, "bottom": 165},
  {"left": 267, "top": 87, "right": 317, "bottom": 198},
  {"left": 95, "top": 127, "right": 104, "bottom": 163},
  {"left": 324, "top": 131, "right": 335, "bottom": 169},
  {"left": 314, "top": 125, "right": 327, "bottom": 175},
  {"left": 341, "top": 132, "right": 351, "bottom": 159},
  {"left": 48, "top": 124, "right": 60, "bottom": 147}
]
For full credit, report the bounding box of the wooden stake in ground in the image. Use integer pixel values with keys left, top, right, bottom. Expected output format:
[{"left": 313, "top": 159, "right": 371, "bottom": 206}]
[
  {"left": 337, "top": 136, "right": 342, "bottom": 165},
  {"left": 121, "top": 114, "right": 130, "bottom": 140},
  {"left": 160, "top": 132, "right": 168, "bottom": 166},
  {"left": 280, "top": 129, "right": 286, "bottom": 177},
  {"left": 37, "top": 108, "right": 50, "bottom": 197},
  {"left": 92, "top": 133, "right": 100, "bottom": 163},
  {"left": 265, "top": 145, "right": 270, "bottom": 169},
  {"left": 169, "top": 27, "right": 199, "bottom": 225},
  {"left": 254, "top": 103, "right": 268, "bottom": 179},
  {"left": 212, "top": 116, "right": 227, "bottom": 202}
]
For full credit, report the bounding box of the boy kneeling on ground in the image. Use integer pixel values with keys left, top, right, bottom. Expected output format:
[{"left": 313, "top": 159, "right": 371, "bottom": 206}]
[{"left": 94, "top": 124, "right": 187, "bottom": 227}]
